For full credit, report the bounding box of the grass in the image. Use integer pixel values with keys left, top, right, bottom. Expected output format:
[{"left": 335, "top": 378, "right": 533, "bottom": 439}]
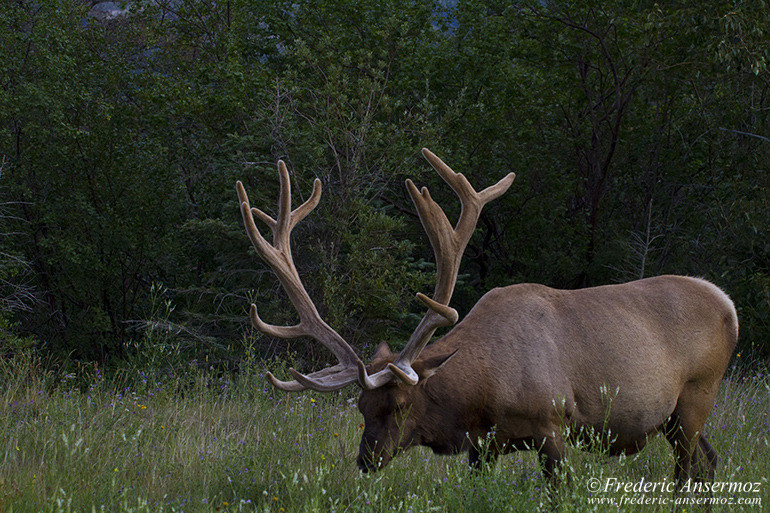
[{"left": 0, "top": 354, "right": 767, "bottom": 512}]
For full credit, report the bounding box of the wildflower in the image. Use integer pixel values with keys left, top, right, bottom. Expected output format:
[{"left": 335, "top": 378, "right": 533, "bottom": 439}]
[
  {"left": 334, "top": 432, "right": 339, "bottom": 437},
  {"left": 273, "top": 496, "right": 278, "bottom": 501},
  {"left": 737, "top": 353, "right": 741, "bottom": 358}
]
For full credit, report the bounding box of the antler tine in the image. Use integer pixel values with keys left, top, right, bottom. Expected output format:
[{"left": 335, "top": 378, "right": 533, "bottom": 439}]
[
  {"left": 384, "top": 149, "right": 514, "bottom": 384},
  {"left": 267, "top": 363, "right": 354, "bottom": 392},
  {"left": 237, "top": 161, "right": 365, "bottom": 392}
]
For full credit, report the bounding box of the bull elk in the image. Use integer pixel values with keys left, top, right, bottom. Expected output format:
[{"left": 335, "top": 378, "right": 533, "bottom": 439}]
[{"left": 236, "top": 149, "right": 738, "bottom": 488}]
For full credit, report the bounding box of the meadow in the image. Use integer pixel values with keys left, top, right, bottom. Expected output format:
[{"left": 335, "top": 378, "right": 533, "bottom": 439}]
[{"left": 1, "top": 354, "right": 767, "bottom": 512}]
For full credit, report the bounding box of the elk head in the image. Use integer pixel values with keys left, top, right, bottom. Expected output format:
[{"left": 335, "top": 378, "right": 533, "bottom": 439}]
[{"left": 236, "top": 149, "right": 514, "bottom": 470}]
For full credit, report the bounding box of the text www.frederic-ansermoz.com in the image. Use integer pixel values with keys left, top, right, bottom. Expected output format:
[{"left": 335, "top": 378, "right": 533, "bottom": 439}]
[{"left": 585, "top": 477, "right": 763, "bottom": 508}]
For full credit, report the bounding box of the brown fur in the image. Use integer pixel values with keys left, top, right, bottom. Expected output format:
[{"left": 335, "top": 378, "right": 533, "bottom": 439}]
[{"left": 356, "top": 275, "right": 738, "bottom": 486}]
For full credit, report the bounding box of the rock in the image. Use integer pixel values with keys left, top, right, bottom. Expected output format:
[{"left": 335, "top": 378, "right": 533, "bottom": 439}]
[{"left": 89, "top": 1, "right": 130, "bottom": 21}]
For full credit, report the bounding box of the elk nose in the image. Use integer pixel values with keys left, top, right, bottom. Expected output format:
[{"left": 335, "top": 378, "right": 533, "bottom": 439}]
[{"left": 356, "top": 454, "right": 375, "bottom": 473}]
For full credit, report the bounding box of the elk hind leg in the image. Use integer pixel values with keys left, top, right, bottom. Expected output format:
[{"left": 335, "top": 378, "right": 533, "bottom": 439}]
[
  {"left": 664, "top": 397, "right": 718, "bottom": 485},
  {"left": 537, "top": 436, "right": 566, "bottom": 482},
  {"left": 696, "top": 434, "right": 717, "bottom": 482}
]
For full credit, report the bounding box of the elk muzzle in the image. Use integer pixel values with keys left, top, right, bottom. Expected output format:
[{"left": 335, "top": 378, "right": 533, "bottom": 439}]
[{"left": 356, "top": 432, "right": 398, "bottom": 473}]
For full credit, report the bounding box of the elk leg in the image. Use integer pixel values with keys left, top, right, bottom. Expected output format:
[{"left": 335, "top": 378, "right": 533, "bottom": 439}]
[
  {"left": 665, "top": 416, "right": 718, "bottom": 513},
  {"left": 664, "top": 415, "right": 693, "bottom": 485},
  {"left": 537, "top": 436, "right": 565, "bottom": 482},
  {"left": 468, "top": 445, "right": 499, "bottom": 472},
  {"left": 664, "top": 384, "right": 719, "bottom": 485},
  {"left": 665, "top": 425, "right": 717, "bottom": 485},
  {"left": 537, "top": 435, "right": 567, "bottom": 509},
  {"left": 696, "top": 434, "right": 718, "bottom": 482}
]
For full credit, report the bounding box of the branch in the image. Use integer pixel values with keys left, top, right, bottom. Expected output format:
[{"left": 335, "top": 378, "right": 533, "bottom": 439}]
[{"left": 718, "top": 128, "right": 770, "bottom": 144}]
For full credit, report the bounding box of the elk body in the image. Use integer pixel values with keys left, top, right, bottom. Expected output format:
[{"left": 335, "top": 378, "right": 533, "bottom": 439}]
[
  {"left": 356, "top": 275, "right": 737, "bottom": 482},
  {"left": 236, "top": 150, "right": 737, "bottom": 487}
]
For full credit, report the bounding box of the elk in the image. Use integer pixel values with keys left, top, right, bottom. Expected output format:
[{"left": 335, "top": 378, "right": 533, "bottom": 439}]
[{"left": 236, "top": 149, "right": 738, "bottom": 487}]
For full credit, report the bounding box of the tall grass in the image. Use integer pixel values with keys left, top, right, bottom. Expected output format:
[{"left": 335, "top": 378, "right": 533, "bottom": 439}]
[{"left": 1, "top": 354, "right": 767, "bottom": 512}]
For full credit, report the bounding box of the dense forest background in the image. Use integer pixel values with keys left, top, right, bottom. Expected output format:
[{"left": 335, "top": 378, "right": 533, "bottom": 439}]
[{"left": 1, "top": 0, "right": 767, "bottom": 372}]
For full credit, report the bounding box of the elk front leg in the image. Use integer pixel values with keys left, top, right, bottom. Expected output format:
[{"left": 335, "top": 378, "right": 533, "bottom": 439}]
[{"left": 468, "top": 445, "right": 500, "bottom": 473}]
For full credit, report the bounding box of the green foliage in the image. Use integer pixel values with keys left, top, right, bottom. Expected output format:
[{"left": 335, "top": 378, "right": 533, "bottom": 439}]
[
  {"left": 1, "top": 357, "right": 767, "bottom": 511},
  {"left": 0, "top": 313, "right": 37, "bottom": 358},
  {"left": 0, "top": 0, "right": 766, "bottom": 364}
]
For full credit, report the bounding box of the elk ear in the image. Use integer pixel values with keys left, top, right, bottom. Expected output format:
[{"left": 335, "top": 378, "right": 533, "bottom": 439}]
[
  {"left": 372, "top": 341, "right": 394, "bottom": 362},
  {"left": 414, "top": 349, "right": 458, "bottom": 382}
]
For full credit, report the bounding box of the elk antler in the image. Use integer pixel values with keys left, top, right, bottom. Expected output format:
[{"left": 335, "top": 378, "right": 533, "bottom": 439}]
[
  {"left": 361, "top": 149, "right": 516, "bottom": 388},
  {"left": 237, "top": 160, "right": 366, "bottom": 392},
  {"left": 239, "top": 152, "right": 514, "bottom": 392}
]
